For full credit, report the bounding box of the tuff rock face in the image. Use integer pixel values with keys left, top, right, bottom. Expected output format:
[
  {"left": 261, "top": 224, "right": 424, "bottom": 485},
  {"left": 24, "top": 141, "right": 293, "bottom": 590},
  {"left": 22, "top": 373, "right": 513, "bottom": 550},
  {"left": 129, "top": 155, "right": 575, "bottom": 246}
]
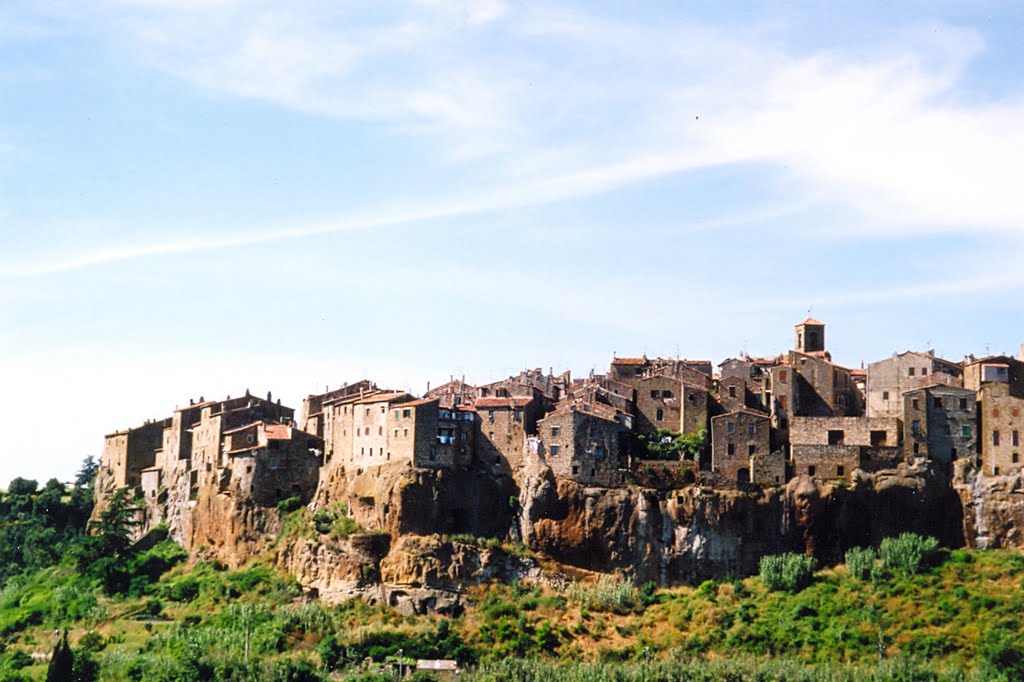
[{"left": 124, "top": 456, "right": 1022, "bottom": 611}]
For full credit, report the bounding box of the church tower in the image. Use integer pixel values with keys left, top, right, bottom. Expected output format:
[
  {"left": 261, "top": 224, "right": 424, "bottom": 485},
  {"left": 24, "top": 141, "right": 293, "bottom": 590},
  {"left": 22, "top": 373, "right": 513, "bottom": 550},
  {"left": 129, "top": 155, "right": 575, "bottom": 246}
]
[{"left": 795, "top": 318, "right": 825, "bottom": 354}]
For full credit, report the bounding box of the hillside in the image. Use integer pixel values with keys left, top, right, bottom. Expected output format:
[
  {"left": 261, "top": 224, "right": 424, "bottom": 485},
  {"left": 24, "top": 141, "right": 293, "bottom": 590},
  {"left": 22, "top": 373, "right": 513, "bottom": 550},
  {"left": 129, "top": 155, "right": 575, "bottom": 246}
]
[{"left": 0, "top": 463, "right": 1022, "bottom": 681}]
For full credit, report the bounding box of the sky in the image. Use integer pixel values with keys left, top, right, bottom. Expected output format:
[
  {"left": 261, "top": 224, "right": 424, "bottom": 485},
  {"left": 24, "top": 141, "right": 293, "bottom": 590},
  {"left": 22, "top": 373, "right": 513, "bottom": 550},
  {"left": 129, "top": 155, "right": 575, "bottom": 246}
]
[{"left": 2, "top": 1, "right": 1024, "bottom": 485}]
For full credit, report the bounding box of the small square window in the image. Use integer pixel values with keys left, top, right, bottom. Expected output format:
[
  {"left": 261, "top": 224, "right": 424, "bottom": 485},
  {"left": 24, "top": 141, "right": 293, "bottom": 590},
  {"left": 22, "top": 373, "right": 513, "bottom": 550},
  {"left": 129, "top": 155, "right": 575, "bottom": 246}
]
[
  {"left": 837, "top": 465, "right": 844, "bottom": 476},
  {"left": 808, "top": 465, "right": 816, "bottom": 476},
  {"left": 934, "top": 397, "right": 942, "bottom": 408},
  {"left": 550, "top": 445, "right": 560, "bottom": 456},
  {"left": 960, "top": 398, "right": 968, "bottom": 410},
  {"left": 727, "top": 443, "right": 735, "bottom": 456},
  {"left": 882, "top": 391, "right": 889, "bottom": 400},
  {"left": 727, "top": 422, "right": 735, "bottom": 434},
  {"left": 748, "top": 444, "right": 756, "bottom": 455},
  {"left": 962, "top": 425, "right": 971, "bottom": 437},
  {"left": 912, "top": 399, "right": 919, "bottom": 410},
  {"left": 908, "top": 367, "right": 916, "bottom": 376}
]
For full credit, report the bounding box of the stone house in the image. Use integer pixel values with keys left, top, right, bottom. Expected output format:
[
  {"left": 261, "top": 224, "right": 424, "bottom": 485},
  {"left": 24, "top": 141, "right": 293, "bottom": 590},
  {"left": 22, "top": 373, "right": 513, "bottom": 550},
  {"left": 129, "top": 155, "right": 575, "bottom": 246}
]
[
  {"left": 866, "top": 351, "right": 962, "bottom": 419},
  {"left": 350, "top": 392, "right": 416, "bottom": 468},
  {"left": 718, "top": 354, "right": 779, "bottom": 412},
  {"left": 789, "top": 416, "right": 901, "bottom": 481},
  {"left": 424, "top": 379, "right": 477, "bottom": 409},
  {"left": 473, "top": 392, "right": 546, "bottom": 473},
  {"left": 978, "top": 382, "right": 1024, "bottom": 476},
  {"left": 101, "top": 419, "right": 167, "bottom": 490},
  {"left": 300, "top": 380, "right": 377, "bottom": 438},
  {"left": 218, "top": 421, "right": 322, "bottom": 506},
  {"left": 710, "top": 410, "right": 772, "bottom": 485},
  {"left": 964, "top": 355, "right": 1024, "bottom": 399},
  {"left": 903, "top": 385, "right": 977, "bottom": 463},
  {"left": 537, "top": 400, "right": 632, "bottom": 487}
]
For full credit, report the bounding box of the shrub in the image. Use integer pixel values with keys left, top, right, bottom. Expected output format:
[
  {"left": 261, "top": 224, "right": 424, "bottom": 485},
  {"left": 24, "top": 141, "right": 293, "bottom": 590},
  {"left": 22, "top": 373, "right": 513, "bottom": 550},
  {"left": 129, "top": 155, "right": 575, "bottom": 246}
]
[
  {"left": 879, "top": 533, "right": 941, "bottom": 576},
  {"left": 844, "top": 546, "right": 877, "bottom": 581},
  {"left": 758, "top": 553, "right": 817, "bottom": 592},
  {"left": 567, "top": 576, "right": 643, "bottom": 613},
  {"left": 277, "top": 496, "right": 304, "bottom": 514}
]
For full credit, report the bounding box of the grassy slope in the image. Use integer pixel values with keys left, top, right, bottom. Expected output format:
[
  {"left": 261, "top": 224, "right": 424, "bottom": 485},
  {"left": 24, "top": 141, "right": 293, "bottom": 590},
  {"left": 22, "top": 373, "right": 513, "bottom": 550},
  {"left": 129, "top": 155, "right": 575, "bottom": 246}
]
[{"left": 1, "top": 544, "right": 1022, "bottom": 680}]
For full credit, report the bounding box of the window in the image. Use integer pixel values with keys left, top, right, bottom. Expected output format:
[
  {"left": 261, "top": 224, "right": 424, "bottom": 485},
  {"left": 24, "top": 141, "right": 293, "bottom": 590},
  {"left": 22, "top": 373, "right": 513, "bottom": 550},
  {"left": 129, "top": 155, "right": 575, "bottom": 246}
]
[
  {"left": 550, "top": 445, "right": 560, "bottom": 456},
  {"left": 911, "top": 420, "right": 920, "bottom": 435},
  {"left": 727, "top": 443, "right": 735, "bottom": 455},
  {"left": 365, "top": 408, "right": 371, "bottom": 416},
  {"left": 1014, "top": 431, "right": 1020, "bottom": 447},
  {"left": 403, "top": 428, "right": 409, "bottom": 437},
  {"left": 381, "top": 406, "right": 386, "bottom": 414},
  {"left": 488, "top": 410, "right": 495, "bottom": 422},
  {"left": 994, "top": 466, "right": 1001, "bottom": 475},
  {"left": 882, "top": 391, "right": 889, "bottom": 400},
  {"left": 837, "top": 465, "right": 845, "bottom": 477},
  {"left": 808, "top": 465, "right": 816, "bottom": 476},
  {"left": 663, "top": 390, "right": 674, "bottom": 398},
  {"left": 994, "top": 430, "right": 1001, "bottom": 446},
  {"left": 728, "top": 386, "right": 736, "bottom": 398},
  {"left": 394, "top": 429, "right": 398, "bottom": 437},
  {"left": 655, "top": 408, "right": 664, "bottom": 421},
  {"left": 650, "top": 390, "right": 660, "bottom": 399},
  {"left": 960, "top": 398, "right": 969, "bottom": 409},
  {"left": 748, "top": 423, "right": 756, "bottom": 436},
  {"left": 934, "top": 397, "right": 943, "bottom": 408},
  {"left": 1014, "top": 453, "right": 1020, "bottom": 464},
  {"left": 913, "top": 443, "right": 920, "bottom": 454},
  {"left": 922, "top": 367, "right": 928, "bottom": 375},
  {"left": 912, "top": 399, "right": 919, "bottom": 410},
  {"left": 551, "top": 426, "right": 560, "bottom": 437},
  {"left": 908, "top": 367, "right": 916, "bottom": 376},
  {"left": 378, "top": 426, "right": 382, "bottom": 435},
  {"left": 828, "top": 430, "right": 845, "bottom": 445},
  {"left": 727, "top": 421, "right": 735, "bottom": 434},
  {"left": 870, "top": 430, "right": 887, "bottom": 447},
  {"left": 962, "top": 425, "right": 971, "bottom": 437},
  {"left": 779, "top": 370, "right": 787, "bottom": 383},
  {"left": 748, "top": 444, "right": 756, "bottom": 455},
  {"left": 572, "top": 465, "right": 579, "bottom": 475},
  {"left": 403, "top": 408, "right": 410, "bottom": 418}
]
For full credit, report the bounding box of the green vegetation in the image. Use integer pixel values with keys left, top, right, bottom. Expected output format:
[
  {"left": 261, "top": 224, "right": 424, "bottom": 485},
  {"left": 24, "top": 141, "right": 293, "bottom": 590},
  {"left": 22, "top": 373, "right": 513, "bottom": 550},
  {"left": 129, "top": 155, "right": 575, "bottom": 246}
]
[
  {"left": 759, "top": 552, "right": 818, "bottom": 592},
  {"left": 1, "top": 457, "right": 1021, "bottom": 681},
  {"left": 635, "top": 428, "right": 707, "bottom": 463}
]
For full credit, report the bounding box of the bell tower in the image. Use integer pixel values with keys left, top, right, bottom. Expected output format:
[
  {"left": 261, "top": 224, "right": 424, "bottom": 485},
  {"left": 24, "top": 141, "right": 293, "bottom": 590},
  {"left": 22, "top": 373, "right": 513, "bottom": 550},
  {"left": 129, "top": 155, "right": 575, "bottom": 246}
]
[{"left": 795, "top": 318, "right": 825, "bottom": 354}]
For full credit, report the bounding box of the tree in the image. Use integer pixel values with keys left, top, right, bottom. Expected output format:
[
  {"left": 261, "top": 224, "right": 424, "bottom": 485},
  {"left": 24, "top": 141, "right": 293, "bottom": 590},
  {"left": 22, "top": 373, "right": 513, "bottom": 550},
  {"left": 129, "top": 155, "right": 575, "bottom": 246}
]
[
  {"left": 87, "top": 487, "right": 143, "bottom": 559},
  {"left": 46, "top": 632, "right": 73, "bottom": 682}
]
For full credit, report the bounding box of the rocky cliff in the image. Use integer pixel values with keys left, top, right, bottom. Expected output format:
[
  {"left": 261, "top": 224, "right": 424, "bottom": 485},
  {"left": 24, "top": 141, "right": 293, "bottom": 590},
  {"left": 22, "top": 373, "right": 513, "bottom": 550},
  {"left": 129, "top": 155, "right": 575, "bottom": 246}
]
[{"left": 123, "top": 456, "right": 1023, "bottom": 610}]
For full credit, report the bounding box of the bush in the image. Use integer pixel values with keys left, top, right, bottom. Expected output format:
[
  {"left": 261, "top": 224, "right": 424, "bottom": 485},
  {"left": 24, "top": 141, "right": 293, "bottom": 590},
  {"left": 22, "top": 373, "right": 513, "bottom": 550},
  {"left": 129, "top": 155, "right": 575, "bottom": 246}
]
[
  {"left": 758, "top": 553, "right": 817, "bottom": 592},
  {"left": 566, "top": 576, "right": 644, "bottom": 613},
  {"left": 277, "top": 496, "right": 304, "bottom": 514},
  {"left": 879, "top": 533, "right": 941, "bottom": 576},
  {"left": 844, "top": 546, "right": 877, "bottom": 581}
]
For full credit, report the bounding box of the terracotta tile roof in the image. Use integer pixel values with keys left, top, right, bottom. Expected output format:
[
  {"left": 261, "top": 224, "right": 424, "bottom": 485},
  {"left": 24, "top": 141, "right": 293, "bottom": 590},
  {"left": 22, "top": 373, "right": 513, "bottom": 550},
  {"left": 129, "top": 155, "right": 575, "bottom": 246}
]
[
  {"left": 393, "top": 398, "right": 438, "bottom": 409},
  {"left": 799, "top": 317, "right": 825, "bottom": 326},
  {"left": 354, "top": 391, "right": 412, "bottom": 405},
  {"left": 473, "top": 396, "right": 534, "bottom": 408},
  {"left": 712, "top": 408, "right": 770, "bottom": 420},
  {"left": 611, "top": 357, "right": 647, "bottom": 366},
  {"left": 265, "top": 424, "right": 292, "bottom": 440}
]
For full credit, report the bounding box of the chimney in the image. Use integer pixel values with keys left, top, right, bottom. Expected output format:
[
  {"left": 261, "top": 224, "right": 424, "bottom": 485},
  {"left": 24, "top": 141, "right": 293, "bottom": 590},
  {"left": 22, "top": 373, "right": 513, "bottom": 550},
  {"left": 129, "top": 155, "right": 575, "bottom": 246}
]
[
  {"left": 267, "top": 391, "right": 272, "bottom": 402},
  {"left": 245, "top": 388, "right": 250, "bottom": 397}
]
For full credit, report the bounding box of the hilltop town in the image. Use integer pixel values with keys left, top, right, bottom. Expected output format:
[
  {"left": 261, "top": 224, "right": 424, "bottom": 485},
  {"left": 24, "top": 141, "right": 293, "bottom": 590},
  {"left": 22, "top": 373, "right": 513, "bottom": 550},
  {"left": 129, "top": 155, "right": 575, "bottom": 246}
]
[{"left": 92, "top": 318, "right": 1024, "bottom": 593}]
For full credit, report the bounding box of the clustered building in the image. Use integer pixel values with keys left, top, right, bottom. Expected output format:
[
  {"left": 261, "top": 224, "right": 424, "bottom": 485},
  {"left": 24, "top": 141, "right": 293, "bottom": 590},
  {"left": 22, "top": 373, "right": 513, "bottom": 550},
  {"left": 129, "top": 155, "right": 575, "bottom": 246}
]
[{"left": 98, "top": 319, "right": 1024, "bottom": 507}]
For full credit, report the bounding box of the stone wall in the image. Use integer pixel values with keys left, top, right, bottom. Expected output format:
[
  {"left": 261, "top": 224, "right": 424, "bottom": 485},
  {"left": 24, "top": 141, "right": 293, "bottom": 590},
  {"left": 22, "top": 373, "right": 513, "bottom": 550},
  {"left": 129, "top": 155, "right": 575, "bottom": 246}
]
[
  {"left": 979, "top": 382, "right": 1024, "bottom": 476},
  {"left": 903, "top": 385, "right": 976, "bottom": 463}
]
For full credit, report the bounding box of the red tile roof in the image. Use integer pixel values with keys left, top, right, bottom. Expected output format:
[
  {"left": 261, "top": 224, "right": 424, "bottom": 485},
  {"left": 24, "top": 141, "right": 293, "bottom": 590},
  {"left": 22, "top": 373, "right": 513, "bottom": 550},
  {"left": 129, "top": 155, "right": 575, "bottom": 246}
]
[
  {"left": 473, "top": 396, "right": 534, "bottom": 408},
  {"left": 799, "top": 317, "right": 824, "bottom": 326},
  {"left": 354, "top": 391, "right": 412, "bottom": 405},
  {"left": 265, "top": 424, "right": 292, "bottom": 440},
  {"left": 611, "top": 357, "right": 647, "bottom": 366}
]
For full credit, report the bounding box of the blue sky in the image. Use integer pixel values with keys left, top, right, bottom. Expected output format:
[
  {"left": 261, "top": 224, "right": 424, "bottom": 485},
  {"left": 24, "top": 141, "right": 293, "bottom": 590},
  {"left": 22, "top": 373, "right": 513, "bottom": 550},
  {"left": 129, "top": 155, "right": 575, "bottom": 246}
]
[{"left": 2, "top": 1, "right": 1024, "bottom": 485}]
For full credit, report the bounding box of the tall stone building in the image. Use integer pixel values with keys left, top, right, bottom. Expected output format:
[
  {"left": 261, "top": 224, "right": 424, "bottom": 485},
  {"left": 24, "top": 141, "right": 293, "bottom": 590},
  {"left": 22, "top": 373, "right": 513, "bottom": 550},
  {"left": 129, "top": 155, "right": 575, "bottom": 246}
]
[
  {"left": 537, "top": 400, "right": 632, "bottom": 487},
  {"left": 903, "top": 385, "right": 977, "bottom": 463},
  {"left": 866, "top": 351, "right": 962, "bottom": 419},
  {"left": 978, "top": 382, "right": 1024, "bottom": 476},
  {"left": 789, "top": 416, "right": 901, "bottom": 481}
]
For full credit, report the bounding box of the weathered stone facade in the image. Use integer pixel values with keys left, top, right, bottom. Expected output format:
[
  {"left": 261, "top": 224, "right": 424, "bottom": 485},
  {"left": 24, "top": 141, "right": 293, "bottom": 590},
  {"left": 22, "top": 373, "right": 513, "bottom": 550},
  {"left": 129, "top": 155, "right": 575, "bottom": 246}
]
[
  {"left": 710, "top": 410, "right": 770, "bottom": 484},
  {"left": 867, "top": 351, "right": 962, "bottom": 419},
  {"left": 790, "top": 416, "right": 901, "bottom": 481},
  {"left": 903, "top": 385, "right": 977, "bottom": 463},
  {"left": 978, "top": 382, "right": 1024, "bottom": 476},
  {"left": 964, "top": 355, "right": 1024, "bottom": 399},
  {"left": 536, "top": 401, "right": 632, "bottom": 487}
]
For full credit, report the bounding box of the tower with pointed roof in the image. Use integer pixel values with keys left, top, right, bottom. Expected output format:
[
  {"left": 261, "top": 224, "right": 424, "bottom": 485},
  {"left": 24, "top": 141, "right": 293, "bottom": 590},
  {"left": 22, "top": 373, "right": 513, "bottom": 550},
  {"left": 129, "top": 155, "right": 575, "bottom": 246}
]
[{"left": 795, "top": 318, "right": 825, "bottom": 354}]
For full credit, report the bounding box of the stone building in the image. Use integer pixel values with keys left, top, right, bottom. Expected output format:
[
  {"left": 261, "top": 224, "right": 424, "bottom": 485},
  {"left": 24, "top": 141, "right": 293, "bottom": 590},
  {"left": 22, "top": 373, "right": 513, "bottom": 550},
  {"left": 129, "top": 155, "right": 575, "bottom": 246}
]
[
  {"left": 903, "top": 385, "right": 977, "bottom": 463},
  {"left": 978, "top": 382, "right": 1024, "bottom": 476},
  {"left": 964, "top": 355, "right": 1024, "bottom": 399},
  {"left": 718, "top": 355, "right": 779, "bottom": 412},
  {"left": 218, "top": 421, "right": 322, "bottom": 506},
  {"left": 710, "top": 410, "right": 772, "bottom": 485},
  {"left": 350, "top": 392, "right": 416, "bottom": 468},
  {"left": 101, "top": 419, "right": 167, "bottom": 490},
  {"left": 568, "top": 376, "right": 635, "bottom": 415},
  {"left": 537, "top": 400, "right": 632, "bottom": 487},
  {"left": 789, "top": 416, "right": 901, "bottom": 481},
  {"left": 866, "top": 351, "right": 962, "bottom": 419},
  {"left": 473, "top": 392, "right": 546, "bottom": 473},
  {"left": 300, "top": 380, "right": 377, "bottom": 438},
  {"left": 424, "top": 379, "right": 476, "bottom": 409}
]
